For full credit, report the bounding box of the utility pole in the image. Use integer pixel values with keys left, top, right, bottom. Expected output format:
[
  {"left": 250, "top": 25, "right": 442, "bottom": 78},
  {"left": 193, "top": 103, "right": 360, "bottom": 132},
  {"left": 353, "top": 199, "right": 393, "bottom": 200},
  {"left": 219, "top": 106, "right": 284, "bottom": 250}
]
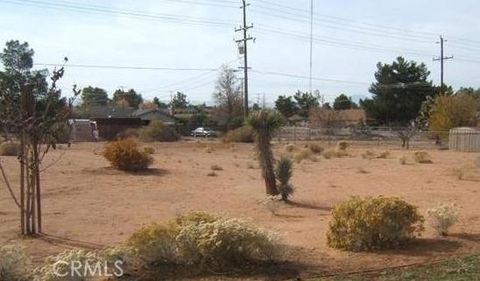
[
  {"left": 235, "top": 0, "right": 253, "bottom": 118},
  {"left": 309, "top": 0, "right": 313, "bottom": 94},
  {"left": 433, "top": 36, "right": 453, "bottom": 93}
]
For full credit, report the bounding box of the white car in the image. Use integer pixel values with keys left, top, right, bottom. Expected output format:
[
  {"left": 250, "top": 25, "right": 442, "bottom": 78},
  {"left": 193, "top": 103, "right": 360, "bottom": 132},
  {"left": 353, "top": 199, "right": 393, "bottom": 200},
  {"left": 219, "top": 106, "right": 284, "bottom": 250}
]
[{"left": 191, "top": 127, "right": 217, "bottom": 137}]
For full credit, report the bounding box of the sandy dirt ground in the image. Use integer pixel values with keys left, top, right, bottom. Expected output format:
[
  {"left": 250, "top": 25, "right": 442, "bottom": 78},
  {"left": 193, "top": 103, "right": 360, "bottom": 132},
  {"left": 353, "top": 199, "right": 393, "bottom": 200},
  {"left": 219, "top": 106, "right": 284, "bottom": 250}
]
[{"left": 1, "top": 140, "right": 480, "bottom": 278}]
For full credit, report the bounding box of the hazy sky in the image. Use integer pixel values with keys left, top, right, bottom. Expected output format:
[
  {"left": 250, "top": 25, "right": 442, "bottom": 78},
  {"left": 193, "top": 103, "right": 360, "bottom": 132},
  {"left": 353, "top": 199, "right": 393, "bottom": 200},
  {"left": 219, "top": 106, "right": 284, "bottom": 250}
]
[{"left": 0, "top": 0, "right": 479, "bottom": 105}]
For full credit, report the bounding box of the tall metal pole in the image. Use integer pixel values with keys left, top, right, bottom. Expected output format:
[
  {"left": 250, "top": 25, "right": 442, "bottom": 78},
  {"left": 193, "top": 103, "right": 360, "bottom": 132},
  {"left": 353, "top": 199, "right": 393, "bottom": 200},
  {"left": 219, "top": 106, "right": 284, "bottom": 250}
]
[{"left": 309, "top": 0, "right": 313, "bottom": 94}]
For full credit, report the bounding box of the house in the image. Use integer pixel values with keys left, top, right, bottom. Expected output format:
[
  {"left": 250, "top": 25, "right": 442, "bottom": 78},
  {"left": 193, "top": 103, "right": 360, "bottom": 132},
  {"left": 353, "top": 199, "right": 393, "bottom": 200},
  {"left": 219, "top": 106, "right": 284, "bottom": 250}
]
[{"left": 132, "top": 109, "right": 176, "bottom": 125}]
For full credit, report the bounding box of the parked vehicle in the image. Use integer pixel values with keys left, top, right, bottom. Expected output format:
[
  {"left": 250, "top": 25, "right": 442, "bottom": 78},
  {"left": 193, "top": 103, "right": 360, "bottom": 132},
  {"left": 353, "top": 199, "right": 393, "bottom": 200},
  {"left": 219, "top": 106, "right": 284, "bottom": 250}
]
[{"left": 191, "top": 127, "right": 217, "bottom": 137}]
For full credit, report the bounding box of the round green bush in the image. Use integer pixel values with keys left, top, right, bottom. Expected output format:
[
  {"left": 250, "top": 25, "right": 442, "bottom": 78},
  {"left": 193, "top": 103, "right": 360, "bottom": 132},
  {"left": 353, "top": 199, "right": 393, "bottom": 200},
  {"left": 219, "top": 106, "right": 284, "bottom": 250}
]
[{"left": 327, "top": 196, "right": 424, "bottom": 251}]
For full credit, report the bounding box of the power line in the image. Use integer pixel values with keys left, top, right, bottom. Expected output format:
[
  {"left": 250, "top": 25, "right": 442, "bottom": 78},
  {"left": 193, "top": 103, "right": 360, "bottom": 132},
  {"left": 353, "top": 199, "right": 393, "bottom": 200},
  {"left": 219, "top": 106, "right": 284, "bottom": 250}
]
[
  {"left": 35, "top": 63, "right": 220, "bottom": 71},
  {"left": 0, "top": 0, "right": 236, "bottom": 27},
  {"left": 251, "top": 70, "right": 370, "bottom": 86}
]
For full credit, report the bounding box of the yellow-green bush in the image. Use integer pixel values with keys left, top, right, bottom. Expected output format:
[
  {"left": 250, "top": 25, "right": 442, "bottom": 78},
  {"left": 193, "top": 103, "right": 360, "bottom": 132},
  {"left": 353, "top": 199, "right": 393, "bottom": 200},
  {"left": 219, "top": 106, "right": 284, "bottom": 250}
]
[
  {"left": 0, "top": 142, "right": 20, "bottom": 156},
  {"left": 223, "top": 126, "right": 254, "bottom": 143},
  {"left": 138, "top": 120, "right": 179, "bottom": 142},
  {"left": 294, "top": 149, "right": 314, "bottom": 163},
  {"left": 103, "top": 139, "right": 153, "bottom": 171},
  {"left": 327, "top": 196, "right": 424, "bottom": 251},
  {"left": 34, "top": 249, "right": 98, "bottom": 281},
  {"left": 127, "top": 223, "right": 178, "bottom": 265},
  {"left": 0, "top": 244, "right": 31, "bottom": 281},
  {"left": 127, "top": 212, "right": 280, "bottom": 270},
  {"left": 323, "top": 148, "right": 348, "bottom": 159}
]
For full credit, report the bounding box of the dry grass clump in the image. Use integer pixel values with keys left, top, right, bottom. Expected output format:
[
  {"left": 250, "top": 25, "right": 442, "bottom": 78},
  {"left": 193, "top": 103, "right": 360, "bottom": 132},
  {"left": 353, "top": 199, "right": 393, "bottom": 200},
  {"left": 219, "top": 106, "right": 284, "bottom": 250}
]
[
  {"left": 308, "top": 143, "right": 324, "bottom": 154},
  {"left": 361, "top": 150, "right": 376, "bottom": 159},
  {"left": 103, "top": 139, "right": 153, "bottom": 171},
  {"left": 414, "top": 151, "right": 433, "bottom": 164},
  {"left": 376, "top": 151, "right": 391, "bottom": 159},
  {"left": 210, "top": 164, "right": 223, "bottom": 171},
  {"left": 336, "top": 141, "right": 348, "bottom": 151},
  {"left": 246, "top": 161, "right": 256, "bottom": 169},
  {"left": 294, "top": 149, "right": 315, "bottom": 163},
  {"left": 323, "top": 148, "right": 349, "bottom": 159},
  {"left": 452, "top": 168, "right": 465, "bottom": 180},
  {"left": 0, "top": 142, "right": 20, "bottom": 156},
  {"left": 284, "top": 143, "right": 296, "bottom": 153},
  {"left": 398, "top": 155, "right": 408, "bottom": 165}
]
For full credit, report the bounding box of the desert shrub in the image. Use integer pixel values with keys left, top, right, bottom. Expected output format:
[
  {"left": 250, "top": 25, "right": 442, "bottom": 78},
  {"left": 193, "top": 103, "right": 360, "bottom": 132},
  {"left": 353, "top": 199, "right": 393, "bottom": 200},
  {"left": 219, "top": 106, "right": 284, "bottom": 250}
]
[
  {"left": 361, "top": 150, "right": 376, "bottom": 159},
  {"left": 127, "top": 223, "right": 178, "bottom": 266},
  {"left": 414, "top": 151, "right": 433, "bottom": 164},
  {"left": 138, "top": 120, "right": 179, "bottom": 142},
  {"left": 327, "top": 196, "right": 425, "bottom": 251},
  {"left": 377, "top": 151, "right": 390, "bottom": 159},
  {"left": 336, "top": 141, "right": 348, "bottom": 151},
  {"left": 223, "top": 126, "right": 254, "bottom": 143},
  {"left": 99, "top": 245, "right": 138, "bottom": 275},
  {"left": 210, "top": 164, "right": 223, "bottom": 171},
  {"left": 175, "top": 217, "right": 280, "bottom": 268},
  {"left": 323, "top": 148, "right": 348, "bottom": 159},
  {"left": 0, "top": 142, "right": 20, "bottom": 156},
  {"left": 127, "top": 212, "right": 281, "bottom": 270},
  {"left": 427, "top": 203, "right": 459, "bottom": 236},
  {"left": 294, "top": 149, "right": 314, "bottom": 163},
  {"left": 308, "top": 143, "right": 324, "bottom": 154},
  {"left": 275, "top": 157, "right": 294, "bottom": 201},
  {"left": 103, "top": 139, "right": 153, "bottom": 171},
  {"left": 398, "top": 155, "right": 408, "bottom": 165},
  {"left": 0, "top": 244, "right": 31, "bottom": 281},
  {"left": 34, "top": 249, "right": 98, "bottom": 281}
]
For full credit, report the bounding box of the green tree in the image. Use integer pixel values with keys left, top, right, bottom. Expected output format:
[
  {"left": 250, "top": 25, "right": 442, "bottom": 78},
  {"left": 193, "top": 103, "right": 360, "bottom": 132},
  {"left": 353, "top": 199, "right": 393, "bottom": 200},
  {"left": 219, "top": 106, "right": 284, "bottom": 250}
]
[
  {"left": 333, "top": 94, "right": 356, "bottom": 110},
  {"left": 153, "top": 97, "right": 168, "bottom": 109},
  {"left": 170, "top": 91, "right": 189, "bottom": 109},
  {"left": 247, "top": 110, "right": 284, "bottom": 196},
  {"left": 360, "top": 57, "right": 435, "bottom": 125},
  {"left": 294, "top": 91, "right": 319, "bottom": 118},
  {"left": 81, "top": 86, "right": 109, "bottom": 106},
  {"left": 275, "top": 95, "right": 298, "bottom": 118},
  {"left": 113, "top": 88, "right": 143, "bottom": 108}
]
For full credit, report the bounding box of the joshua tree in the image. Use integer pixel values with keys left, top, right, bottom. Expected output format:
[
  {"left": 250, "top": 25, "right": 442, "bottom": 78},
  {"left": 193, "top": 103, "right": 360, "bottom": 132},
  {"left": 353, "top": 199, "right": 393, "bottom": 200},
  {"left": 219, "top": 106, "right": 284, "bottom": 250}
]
[
  {"left": 275, "top": 156, "right": 294, "bottom": 201},
  {"left": 247, "top": 110, "right": 284, "bottom": 196}
]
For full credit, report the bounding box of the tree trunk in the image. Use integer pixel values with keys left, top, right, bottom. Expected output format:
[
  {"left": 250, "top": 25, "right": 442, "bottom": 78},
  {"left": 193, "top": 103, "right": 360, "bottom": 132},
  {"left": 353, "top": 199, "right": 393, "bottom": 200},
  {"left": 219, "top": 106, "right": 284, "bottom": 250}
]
[{"left": 257, "top": 135, "right": 278, "bottom": 196}]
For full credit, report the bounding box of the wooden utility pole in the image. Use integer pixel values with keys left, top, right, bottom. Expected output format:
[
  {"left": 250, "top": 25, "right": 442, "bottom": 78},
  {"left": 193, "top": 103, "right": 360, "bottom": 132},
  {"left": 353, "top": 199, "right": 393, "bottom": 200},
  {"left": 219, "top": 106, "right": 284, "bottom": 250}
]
[
  {"left": 433, "top": 36, "right": 453, "bottom": 91},
  {"left": 235, "top": 0, "right": 253, "bottom": 118}
]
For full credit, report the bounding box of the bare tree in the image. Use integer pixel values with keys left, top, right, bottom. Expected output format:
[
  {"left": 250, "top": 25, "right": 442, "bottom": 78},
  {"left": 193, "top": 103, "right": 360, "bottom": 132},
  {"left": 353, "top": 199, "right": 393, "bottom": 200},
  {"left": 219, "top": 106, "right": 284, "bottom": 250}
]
[
  {"left": 212, "top": 65, "right": 244, "bottom": 130},
  {"left": 0, "top": 40, "right": 78, "bottom": 235},
  {"left": 397, "top": 123, "right": 418, "bottom": 150}
]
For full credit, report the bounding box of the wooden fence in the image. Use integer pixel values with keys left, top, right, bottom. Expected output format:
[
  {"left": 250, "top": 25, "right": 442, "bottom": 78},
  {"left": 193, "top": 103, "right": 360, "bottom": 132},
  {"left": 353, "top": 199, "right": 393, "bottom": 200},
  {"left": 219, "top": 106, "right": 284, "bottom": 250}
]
[{"left": 449, "top": 128, "right": 480, "bottom": 152}]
